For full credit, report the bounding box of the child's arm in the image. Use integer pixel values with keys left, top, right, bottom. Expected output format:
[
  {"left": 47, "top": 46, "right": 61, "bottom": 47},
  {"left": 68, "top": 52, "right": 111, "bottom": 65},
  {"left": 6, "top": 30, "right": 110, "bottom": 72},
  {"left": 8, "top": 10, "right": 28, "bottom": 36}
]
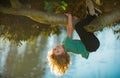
[{"left": 65, "top": 13, "right": 74, "bottom": 38}]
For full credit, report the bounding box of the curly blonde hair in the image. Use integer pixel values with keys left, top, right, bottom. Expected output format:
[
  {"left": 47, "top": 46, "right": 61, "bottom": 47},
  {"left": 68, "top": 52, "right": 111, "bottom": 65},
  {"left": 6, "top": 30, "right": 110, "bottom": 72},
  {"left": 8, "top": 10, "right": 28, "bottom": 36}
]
[{"left": 47, "top": 49, "right": 71, "bottom": 76}]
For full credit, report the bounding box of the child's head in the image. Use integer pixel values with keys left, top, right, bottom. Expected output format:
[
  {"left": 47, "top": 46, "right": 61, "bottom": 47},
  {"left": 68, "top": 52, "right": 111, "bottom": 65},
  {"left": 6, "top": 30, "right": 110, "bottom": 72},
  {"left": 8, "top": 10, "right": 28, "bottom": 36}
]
[{"left": 47, "top": 45, "right": 71, "bottom": 76}]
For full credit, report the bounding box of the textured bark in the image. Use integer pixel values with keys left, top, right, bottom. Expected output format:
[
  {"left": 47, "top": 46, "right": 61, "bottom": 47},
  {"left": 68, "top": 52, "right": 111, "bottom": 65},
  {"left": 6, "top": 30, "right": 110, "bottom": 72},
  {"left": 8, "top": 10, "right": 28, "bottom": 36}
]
[{"left": 84, "top": 7, "right": 120, "bottom": 32}]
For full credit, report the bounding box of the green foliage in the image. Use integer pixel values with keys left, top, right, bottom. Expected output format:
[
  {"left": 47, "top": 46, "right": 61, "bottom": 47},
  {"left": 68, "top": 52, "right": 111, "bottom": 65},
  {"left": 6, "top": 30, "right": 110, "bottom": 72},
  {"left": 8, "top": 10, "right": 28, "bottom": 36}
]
[
  {"left": 44, "top": 1, "right": 54, "bottom": 13},
  {"left": 60, "top": 1, "right": 68, "bottom": 10},
  {"left": 44, "top": 0, "right": 67, "bottom": 13},
  {"left": 113, "top": 24, "right": 120, "bottom": 39}
]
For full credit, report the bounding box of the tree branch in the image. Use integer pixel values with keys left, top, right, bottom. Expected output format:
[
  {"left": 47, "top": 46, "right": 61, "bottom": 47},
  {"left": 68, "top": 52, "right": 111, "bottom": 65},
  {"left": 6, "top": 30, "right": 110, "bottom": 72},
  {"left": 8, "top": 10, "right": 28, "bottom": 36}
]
[
  {"left": 0, "top": 5, "right": 69, "bottom": 26},
  {"left": 0, "top": 5, "right": 120, "bottom": 33},
  {"left": 84, "top": 7, "right": 120, "bottom": 32}
]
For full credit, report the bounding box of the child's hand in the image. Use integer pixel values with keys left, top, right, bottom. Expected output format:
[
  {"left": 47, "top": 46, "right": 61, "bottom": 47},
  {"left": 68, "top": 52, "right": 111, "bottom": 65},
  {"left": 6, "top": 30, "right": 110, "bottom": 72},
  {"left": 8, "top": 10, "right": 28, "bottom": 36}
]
[
  {"left": 65, "top": 13, "right": 71, "bottom": 16},
  {"left": 65, "top": 13, "right": 72, "bottom": 18}
]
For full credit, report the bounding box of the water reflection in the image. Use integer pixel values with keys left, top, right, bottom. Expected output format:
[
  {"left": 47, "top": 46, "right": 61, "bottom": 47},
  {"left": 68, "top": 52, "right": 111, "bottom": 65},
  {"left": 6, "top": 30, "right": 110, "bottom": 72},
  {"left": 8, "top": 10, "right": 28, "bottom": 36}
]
[{"left": 0, "top": 26, "right": 120, "bottom": 78}]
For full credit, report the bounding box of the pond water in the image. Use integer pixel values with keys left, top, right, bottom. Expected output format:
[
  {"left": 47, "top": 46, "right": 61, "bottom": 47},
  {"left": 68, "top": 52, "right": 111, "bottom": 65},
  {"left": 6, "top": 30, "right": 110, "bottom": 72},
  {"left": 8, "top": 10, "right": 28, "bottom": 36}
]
[{"left": 0, "top": 26, "right": 120, "bottom": 78}]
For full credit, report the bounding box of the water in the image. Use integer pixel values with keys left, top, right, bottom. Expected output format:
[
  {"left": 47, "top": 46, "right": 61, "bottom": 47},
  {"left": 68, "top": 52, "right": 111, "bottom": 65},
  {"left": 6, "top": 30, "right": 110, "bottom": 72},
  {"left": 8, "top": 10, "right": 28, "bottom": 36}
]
[{"left": 0, "top": 26, "right": 120, "bottom": 78}]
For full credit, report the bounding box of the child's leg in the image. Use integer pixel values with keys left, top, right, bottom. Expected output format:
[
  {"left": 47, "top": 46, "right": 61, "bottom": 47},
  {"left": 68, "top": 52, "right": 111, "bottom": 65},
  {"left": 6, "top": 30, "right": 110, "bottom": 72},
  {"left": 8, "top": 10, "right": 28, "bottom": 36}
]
[{"left": 75, "top": 15, "right": 100, "bottom": 52}]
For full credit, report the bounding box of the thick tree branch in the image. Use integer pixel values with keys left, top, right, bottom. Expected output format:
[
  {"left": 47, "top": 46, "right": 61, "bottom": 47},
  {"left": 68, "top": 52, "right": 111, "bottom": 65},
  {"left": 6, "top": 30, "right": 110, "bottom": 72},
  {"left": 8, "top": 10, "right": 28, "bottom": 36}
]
[
  {"left": 0, "top": 5, "right": 120, "bottom": 33},
  {"left": 0, "top": 5, "right": 69, "bottom": 26}
]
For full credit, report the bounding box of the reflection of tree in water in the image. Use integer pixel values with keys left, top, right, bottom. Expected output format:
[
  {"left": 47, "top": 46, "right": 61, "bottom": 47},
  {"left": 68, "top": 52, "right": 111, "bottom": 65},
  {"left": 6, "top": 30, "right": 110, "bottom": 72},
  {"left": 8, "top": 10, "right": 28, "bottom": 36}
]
[
  {"left": 5, "top": 35, "right": 48, "bottom": 78},
  {"left": 0, "top": 13, "right": 60, "bottom": 45}
]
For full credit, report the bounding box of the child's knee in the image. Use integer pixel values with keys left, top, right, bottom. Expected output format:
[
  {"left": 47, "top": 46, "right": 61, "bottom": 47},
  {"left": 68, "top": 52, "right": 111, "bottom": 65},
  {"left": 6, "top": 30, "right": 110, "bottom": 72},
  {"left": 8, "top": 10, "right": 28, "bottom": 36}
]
[{"left": 87, "top": 41, "right": 100, "bottom": 52}]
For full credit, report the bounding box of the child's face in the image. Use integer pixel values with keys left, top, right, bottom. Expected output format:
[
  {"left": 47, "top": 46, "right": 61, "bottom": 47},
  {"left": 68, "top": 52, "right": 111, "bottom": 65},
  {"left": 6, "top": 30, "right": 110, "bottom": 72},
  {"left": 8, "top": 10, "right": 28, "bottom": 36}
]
[{"left": 52, "top": 44, "right": 65, "bottom": 56}]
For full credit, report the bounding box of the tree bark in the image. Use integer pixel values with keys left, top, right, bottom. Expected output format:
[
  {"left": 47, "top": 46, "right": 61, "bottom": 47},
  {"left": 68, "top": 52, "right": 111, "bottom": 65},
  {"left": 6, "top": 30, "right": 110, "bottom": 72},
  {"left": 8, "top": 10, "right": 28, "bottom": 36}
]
[{"left": 84, "top": 7, "right": 120, "bottom": 32}]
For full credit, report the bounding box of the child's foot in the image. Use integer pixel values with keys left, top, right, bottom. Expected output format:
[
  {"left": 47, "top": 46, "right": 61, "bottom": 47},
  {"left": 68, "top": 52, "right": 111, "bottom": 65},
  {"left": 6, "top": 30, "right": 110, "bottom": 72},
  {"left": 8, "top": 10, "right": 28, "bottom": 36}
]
[
  {"left": 86, "top": 0, "right": 102, "bottom": 16},
  {"left": 94, "top": 8, "right": 102, "bottom": 16}
]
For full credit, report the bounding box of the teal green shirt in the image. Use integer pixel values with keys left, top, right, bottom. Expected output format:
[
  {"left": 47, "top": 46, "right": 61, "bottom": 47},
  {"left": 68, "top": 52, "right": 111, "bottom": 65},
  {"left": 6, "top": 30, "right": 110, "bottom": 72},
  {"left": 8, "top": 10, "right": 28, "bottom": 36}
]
[{"left": 62, "top": 37, "right": 89, "bottom": 59}]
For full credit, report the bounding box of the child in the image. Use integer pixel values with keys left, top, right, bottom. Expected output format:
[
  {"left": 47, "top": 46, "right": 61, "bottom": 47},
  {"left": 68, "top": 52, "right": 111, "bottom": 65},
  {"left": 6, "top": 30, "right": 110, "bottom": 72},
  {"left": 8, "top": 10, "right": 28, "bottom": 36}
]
[{"left": 47, "top": 8, "right": 100, "bottom": 76}]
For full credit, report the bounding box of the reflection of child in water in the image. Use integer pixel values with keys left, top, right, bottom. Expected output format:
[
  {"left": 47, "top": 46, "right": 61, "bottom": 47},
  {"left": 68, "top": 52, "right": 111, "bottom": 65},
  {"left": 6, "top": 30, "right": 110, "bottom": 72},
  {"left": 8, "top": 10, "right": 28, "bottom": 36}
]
[{"left": 47, "top": 8, "right": 101, "bottom": 76}]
